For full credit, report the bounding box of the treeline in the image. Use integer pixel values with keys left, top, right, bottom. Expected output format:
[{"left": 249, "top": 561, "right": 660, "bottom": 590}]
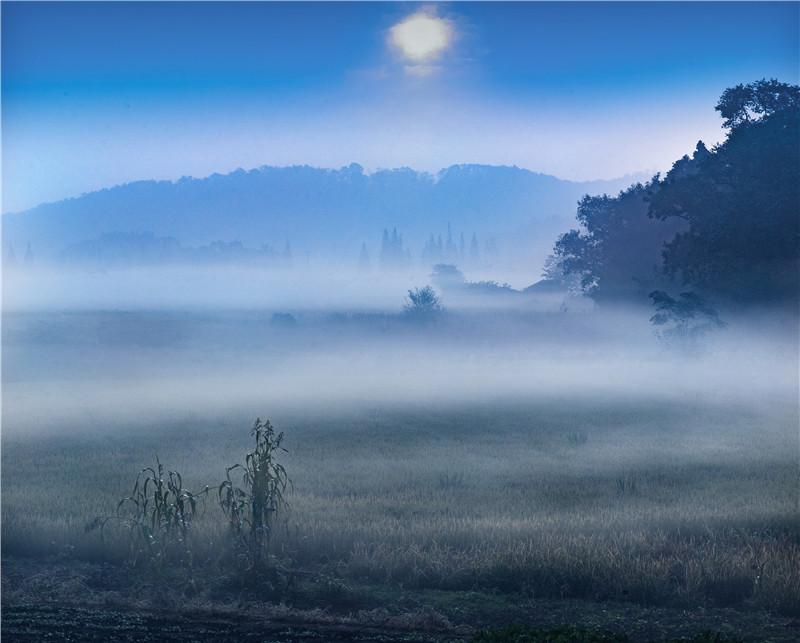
[
  {"left": 360, "top": 225, "right": 499, "bottom": 272},
  {"left": 59, "top": 232, "right": 293, "bottom": 269},
  {"left": 547, "top": 79, "right": 800, "bottom": 308}
]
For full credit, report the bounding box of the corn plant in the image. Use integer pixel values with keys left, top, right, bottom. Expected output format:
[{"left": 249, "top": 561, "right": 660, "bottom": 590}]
[
  {"left": 218, "top": 418, "right": 290, "bottom": 571},
  {"left": 88, "top": 457, "right": 210, "bottom": 572}
]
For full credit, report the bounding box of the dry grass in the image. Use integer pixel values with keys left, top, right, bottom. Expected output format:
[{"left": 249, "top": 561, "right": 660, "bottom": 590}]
[{"left": 2, "top": 396, "right": 798, "bottom": 614}]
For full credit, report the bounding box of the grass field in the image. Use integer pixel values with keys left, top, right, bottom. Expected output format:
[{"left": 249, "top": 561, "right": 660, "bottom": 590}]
[
  {"left": 3, "top": 394, "right": 798, "bottom": 618},
  {"left": 2, "top": 307, "right": 799, "bottom": 640}
]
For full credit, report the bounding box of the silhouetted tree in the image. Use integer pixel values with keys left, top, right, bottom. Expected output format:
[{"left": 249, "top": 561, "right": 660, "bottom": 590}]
[
  {"left": 380, "top": 227, "right": 410, "bottom": 270},
  {"left": 540, "top": 254, "right": 582, "bottom": 295},
  {"left": 552, "top": 179, "right": 683, "bottom": 302},
  {"left": 548, "top": 78, "right": 800, "bottom": 306},
  {"left": 649, "top": 79, "right": 800, "bottom": 303},
  {"left": 715, "top": 79, "right": 799, "bottom": 129}
]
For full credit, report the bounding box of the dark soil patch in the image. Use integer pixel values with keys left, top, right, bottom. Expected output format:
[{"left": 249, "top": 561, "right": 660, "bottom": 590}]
[{"left": 3, "top": 557, "right": 799, "bottom": 642}]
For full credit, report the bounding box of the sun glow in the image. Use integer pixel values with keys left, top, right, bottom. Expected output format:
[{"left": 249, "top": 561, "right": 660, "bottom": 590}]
[{"left": 389, "top": 11, "right": 453, "bottom": 63}]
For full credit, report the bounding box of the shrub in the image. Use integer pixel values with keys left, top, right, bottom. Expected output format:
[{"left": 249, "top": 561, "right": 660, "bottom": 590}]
[{"left": 404, "top": 285, "right": 444, "bottom": 318}]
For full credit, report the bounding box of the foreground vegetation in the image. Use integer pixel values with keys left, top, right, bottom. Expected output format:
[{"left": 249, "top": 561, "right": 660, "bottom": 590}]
[{"left": 3, "top": 396, "right": 798, "bottom": 630}]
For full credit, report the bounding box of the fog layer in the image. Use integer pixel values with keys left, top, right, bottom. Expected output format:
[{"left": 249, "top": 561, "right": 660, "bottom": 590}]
[{"left": 2, "top": 267, "right": 797, "bottom": 437}]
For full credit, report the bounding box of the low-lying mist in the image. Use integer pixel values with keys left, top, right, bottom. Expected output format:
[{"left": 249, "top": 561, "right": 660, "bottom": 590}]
[
  {"left": 4, "top": 264, "right": 799, "bottom": 625},
  {"left": 2, "top": 266, "right": 797, "bottom": 438},
  {"left": 2, "top": 264, "right": 546, "bottom": 312}
]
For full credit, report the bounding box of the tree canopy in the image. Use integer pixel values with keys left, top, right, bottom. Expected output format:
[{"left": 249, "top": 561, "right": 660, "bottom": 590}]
[
  {"left": 549, "top": 78, "right": 799, "bottom": 307},
  {"left": 650, "top": 80, "right": 799, "bottom": 303},
  {"left": 551, "top": 179, "right": 684, "bottom": 303}
]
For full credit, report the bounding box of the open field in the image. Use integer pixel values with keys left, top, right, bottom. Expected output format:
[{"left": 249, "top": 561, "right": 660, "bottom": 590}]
[
  {"left": 2, "top": 308, "right": 799, "bottom": 640},
  {"left": 4, "top": 397, "right": 799, "bottom": 613}
]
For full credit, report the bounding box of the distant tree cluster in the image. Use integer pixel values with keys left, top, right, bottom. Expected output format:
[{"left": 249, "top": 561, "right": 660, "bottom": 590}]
[
  {"left": 421, "top": 224, "right": 486, "bottom": 269},
  {"left": 431, "top": 263, "right": 515, "bottom": 296},
  {"left": 547, "top": 79, "right": 800, "bottom": 308},
  {"left": 60, "top": 232, "right": 293, "bottom": 269},
  {"left": 366, "top": 225, "right": 496, "bottom": 273},
  {"left": 379, "top": 227, "right": 411, "bottom": 270}
]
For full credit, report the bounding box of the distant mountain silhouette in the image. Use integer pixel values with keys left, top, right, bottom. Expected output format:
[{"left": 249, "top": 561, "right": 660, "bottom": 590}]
[{"left": 2, "top": 164, "right": 647, "bottom": 265}]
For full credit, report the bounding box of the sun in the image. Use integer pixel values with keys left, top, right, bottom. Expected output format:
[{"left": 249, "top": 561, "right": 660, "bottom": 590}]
[{"left": 389, "top": 11, "right": 453, "bottom": 63}]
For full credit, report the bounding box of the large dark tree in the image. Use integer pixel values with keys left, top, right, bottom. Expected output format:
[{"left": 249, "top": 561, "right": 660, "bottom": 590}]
[
  {"left": 551, "top": 179, "right": 684, "bottom": 302},
  {"left": 549, "top": 78, "right": 800, "bottom": 306},
  {"left": 649, "top": 79, "right": 800, "bottom": 303}
]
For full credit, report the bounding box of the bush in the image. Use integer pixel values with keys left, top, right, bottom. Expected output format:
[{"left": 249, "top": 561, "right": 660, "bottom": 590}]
[{"left": 404, "top": 285, "right": 444, "bottom": 318}]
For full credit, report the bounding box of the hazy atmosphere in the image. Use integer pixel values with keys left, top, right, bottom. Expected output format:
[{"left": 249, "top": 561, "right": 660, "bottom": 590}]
[{"left": 2, "top": 3, "right": 799, "bottom": 642}]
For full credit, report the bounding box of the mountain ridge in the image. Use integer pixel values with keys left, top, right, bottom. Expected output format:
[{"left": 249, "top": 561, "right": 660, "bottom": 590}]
[{"left": 2, "top": 163, "right": 650, "bottom": 265}]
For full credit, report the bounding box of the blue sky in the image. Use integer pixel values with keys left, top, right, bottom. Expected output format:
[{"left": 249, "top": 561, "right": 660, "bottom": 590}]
[{"left": 2, "top": 1, "right": 798, "bottom": 212}]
